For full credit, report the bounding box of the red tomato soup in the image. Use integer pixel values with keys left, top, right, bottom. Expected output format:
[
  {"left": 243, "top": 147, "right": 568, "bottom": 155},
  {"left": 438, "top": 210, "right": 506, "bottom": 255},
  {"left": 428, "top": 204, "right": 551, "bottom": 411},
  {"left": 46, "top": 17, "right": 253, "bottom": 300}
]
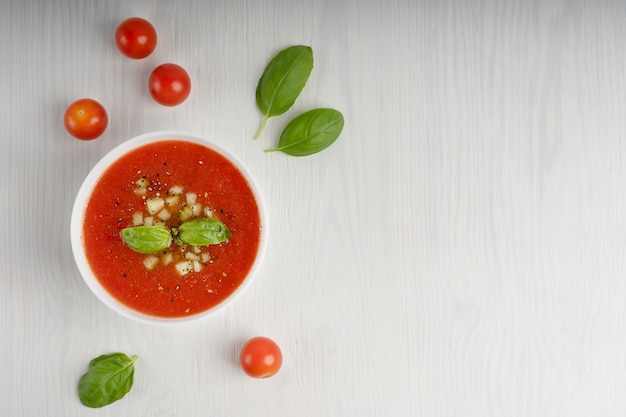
[{"left": 82, "top": 140, "right": 261, "bottom": 318}]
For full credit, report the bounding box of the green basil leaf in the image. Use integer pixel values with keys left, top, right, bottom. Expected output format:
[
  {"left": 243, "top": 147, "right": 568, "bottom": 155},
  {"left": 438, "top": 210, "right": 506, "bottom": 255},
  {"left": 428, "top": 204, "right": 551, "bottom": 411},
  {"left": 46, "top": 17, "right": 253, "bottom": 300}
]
[
  {"left": 265, "top": 108, "right": 344, "bottom": 156},
  {"left": 78, "top": 352, "right": 138, "bottom": 408},
  {"left": 175, "top": 218, "right": 232, "bottom": 246},
  {"left": 254, "top": 45, "right": 314, "bottom": 139},
  {"left": 120, "top": 225, "right": 172, "bottom": 254}
]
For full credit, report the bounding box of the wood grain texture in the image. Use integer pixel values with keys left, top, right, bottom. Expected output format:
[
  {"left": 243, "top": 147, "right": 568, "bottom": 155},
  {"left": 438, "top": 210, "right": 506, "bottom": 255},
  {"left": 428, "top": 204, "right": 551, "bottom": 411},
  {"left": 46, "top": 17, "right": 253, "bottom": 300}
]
[{"left": 2, "top": 0, "right": 626, "bottom": 415}]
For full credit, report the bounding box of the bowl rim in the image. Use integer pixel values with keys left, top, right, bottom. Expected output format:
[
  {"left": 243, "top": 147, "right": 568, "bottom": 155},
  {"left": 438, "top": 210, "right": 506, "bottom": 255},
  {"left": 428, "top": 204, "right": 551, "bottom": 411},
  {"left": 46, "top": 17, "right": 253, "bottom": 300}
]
[{"left": 70, "top": 130, "right": 268, "bottom": 326}]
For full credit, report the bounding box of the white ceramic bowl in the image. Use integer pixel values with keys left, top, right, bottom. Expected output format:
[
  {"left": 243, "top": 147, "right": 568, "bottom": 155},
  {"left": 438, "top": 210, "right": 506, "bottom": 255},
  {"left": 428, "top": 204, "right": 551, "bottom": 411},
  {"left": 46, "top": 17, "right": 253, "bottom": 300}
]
[{"left": 70, "top": 131, "right": 268, "bottom": 325}]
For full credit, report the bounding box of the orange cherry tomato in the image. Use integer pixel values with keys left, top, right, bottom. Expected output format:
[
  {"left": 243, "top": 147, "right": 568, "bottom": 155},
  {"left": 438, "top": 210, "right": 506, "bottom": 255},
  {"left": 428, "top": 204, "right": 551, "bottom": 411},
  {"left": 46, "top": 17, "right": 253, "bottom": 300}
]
[
  {"left": 239, "top": 336, "right": 283, "bottom": 378},
  {"left": 64, "top": 98, "right": 108, "bottom": 140},
  {"left": 115, "top": 17, "right": 157, "bottom": 59}
]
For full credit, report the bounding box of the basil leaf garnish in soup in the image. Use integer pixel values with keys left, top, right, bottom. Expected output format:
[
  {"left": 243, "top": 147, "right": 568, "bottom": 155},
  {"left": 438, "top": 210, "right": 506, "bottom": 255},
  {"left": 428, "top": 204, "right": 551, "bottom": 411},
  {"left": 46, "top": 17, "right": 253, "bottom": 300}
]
[
  {"left": 265, "top": 108, "right": 344, "bottom": 156},
  {"left": 175, "top": 218, "right": 232, "bottom": 246},
  {"left": 120, "top": 225, "right": 172, "bottom": 254},
  {"left": 78, "top": 352, "right": 138, "bottom": 408},
  {"left": 254, "top": 45, "right": 314, "bottom": 139}
]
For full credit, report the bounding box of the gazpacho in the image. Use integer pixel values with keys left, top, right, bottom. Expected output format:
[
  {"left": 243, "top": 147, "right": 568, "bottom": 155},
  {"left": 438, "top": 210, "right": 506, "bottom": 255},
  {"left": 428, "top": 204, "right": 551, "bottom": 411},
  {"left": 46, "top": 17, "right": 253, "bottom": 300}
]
[{"left": 81, "top": 139, "right": 261, "bottom": 318}]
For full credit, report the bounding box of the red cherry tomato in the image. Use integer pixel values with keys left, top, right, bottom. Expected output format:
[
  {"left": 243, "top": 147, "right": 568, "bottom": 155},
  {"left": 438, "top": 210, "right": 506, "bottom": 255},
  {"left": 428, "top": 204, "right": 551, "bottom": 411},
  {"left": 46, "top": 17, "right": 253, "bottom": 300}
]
[
  {"left": 148, "top": 63, "right": 191, "bottom": 106},
  {"left": 64, "top": 99, "right": 108, "bottom": 140},
  {"left": 239, "top": 337, "right": 283, "bottom": 378},
  {"left": 115, "top": 17, "right": 157, "bottom": 59}
]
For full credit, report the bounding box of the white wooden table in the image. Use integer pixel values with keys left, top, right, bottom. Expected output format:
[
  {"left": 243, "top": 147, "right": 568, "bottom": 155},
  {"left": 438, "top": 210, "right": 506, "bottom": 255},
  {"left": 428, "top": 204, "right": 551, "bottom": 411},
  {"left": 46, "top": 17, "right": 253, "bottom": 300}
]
[{"left": 2, "top": 0, "right": 626, "bottom": 415}]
